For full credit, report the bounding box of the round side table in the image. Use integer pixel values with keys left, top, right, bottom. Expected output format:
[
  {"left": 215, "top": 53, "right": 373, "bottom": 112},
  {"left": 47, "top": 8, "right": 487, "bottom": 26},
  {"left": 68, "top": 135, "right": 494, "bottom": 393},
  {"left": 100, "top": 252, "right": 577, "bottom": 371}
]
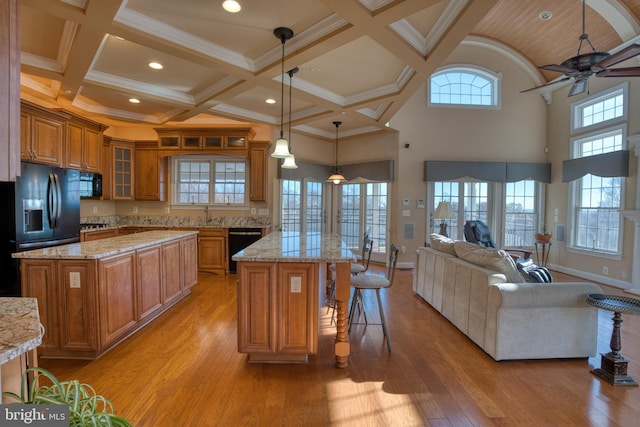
[{"left": 587, "top": 293, "right": 640, "bottom": 386}]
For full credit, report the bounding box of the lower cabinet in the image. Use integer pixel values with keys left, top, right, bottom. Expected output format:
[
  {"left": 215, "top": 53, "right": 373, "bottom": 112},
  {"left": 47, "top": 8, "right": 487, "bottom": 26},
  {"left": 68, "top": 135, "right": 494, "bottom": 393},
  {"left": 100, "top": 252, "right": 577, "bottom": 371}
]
[
  {"left": 198, "top": 228, "right": 227, "bottom": 274},
  {"left": 20, "top": 234, "right": 197, "bottom": 359},
  {"left": 237, "top": 261, "right": 318, "bottom": 362}
]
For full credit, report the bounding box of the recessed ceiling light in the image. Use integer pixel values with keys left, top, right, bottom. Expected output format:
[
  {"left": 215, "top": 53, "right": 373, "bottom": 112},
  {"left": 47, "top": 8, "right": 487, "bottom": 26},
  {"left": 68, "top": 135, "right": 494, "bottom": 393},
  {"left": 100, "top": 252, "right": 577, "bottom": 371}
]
[
  {"left": 265, "top": 98, "right": 276, "bottom": 104},
  {"left": 129, "top": 98, "right": 141, "bottom": 104},
  {"left": 148, "top": 62, "right": 163, "bottom": 70},
  {"left": 222, "top": 0, "right": 241, "bottom": 13},
  {"left": 539, "top": 11, "right": 552, "bottom": 21}
]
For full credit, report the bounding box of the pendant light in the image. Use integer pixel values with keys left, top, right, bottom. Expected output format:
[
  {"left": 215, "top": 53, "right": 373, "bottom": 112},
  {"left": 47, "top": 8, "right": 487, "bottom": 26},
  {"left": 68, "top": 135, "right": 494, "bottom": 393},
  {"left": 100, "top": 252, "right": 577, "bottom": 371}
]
[
  {"left": 271, "top": 27, "right": 294, "bottom": 158},
  {"left": 327, "top": 121, "right": 347, "bottom": 184},
  {"left": 281, "top": 66, "right": 299, "bottom": 169}
]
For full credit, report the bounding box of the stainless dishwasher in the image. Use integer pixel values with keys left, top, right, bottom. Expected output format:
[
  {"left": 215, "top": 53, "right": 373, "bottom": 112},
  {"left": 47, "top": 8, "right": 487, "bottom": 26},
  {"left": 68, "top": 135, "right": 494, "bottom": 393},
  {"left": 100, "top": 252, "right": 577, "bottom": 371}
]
[{"left": 228, "top": 228, "right": 263, "bottom": 273}]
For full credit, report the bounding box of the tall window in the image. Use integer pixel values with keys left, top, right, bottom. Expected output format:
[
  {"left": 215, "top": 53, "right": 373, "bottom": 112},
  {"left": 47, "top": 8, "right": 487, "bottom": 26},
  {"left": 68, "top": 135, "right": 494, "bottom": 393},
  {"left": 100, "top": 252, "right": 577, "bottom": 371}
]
[
  {"left": 281, "top": 179, "right": 324, "bottom": 233},
  {"left": 429, "top": 66, "right": 499, "bottom": 107},
  {"left": 432, "top": 181, "right": 489, "bottom": 240},
  {"left": 173, "top": 156, "right": 247, "bottom": 206},
  {"left": 504, "top": 180, "right": 539, "bottom": 247},
  {"left": 569, "top": 84, "right": 627, "bottom": 254},
  {"left": 341, "top": 182, "right": 388, "bottom": 256}
]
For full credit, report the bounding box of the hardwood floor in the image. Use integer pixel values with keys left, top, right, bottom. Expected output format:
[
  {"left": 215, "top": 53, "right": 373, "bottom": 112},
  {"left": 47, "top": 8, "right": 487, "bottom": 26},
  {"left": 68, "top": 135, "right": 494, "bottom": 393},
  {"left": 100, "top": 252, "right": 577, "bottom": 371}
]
[{"left": 40, "top": 266, "right": 640, "bottom": 426}]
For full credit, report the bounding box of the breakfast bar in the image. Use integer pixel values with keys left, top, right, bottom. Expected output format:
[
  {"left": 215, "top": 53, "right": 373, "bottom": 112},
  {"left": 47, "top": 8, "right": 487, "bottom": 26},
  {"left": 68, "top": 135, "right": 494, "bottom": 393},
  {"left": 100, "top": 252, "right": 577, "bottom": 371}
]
[
  {"left": 233, "top": 232, "right": 354, "bottom": 367},
  {"left": 13, "top": 230, "right": 198, "bottom": 359}
]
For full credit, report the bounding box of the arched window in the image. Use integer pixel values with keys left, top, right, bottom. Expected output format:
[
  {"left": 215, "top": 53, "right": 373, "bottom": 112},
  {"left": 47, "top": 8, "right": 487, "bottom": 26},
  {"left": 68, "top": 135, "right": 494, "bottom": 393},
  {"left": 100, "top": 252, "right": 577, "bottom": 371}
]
[{"left": 429, "top": 66, "right": 500, "bottom": 107}]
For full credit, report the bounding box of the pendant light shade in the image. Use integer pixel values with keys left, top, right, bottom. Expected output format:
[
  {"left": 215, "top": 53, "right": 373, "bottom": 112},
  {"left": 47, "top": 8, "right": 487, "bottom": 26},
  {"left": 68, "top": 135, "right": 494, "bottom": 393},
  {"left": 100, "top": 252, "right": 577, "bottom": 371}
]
[
  {"left": 281, "top": 66, "right": 299, "bottom": 169},
  {"left": 271, "top": 27, "right": 294, "bottom": 159},
  {"left": 327, "top": 121, "right": 346, "bottom": 184}
]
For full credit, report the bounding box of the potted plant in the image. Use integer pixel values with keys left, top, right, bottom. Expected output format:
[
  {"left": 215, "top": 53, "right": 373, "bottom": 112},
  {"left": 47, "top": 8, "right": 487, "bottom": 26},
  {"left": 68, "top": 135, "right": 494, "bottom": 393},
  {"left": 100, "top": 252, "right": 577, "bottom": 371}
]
[
  {"left": 535, "top": 226, "right": 552, "bottom": 243},
  {"left": 3, "top": 367, "right": 132, "bottom": 427}
]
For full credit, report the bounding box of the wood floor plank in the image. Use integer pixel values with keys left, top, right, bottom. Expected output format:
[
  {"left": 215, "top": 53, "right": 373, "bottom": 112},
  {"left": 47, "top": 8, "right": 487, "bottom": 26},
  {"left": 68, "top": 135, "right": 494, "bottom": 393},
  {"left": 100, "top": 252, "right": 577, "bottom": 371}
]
[{"left": 38, "top": 266, "right": 640, "bottom": 426}]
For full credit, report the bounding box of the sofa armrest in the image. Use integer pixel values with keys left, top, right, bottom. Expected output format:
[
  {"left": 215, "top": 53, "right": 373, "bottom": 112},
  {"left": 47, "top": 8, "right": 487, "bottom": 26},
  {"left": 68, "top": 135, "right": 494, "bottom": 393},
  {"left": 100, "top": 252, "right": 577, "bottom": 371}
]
[{"left": 488, "top": 282, "right": 603, "bottom": 309}]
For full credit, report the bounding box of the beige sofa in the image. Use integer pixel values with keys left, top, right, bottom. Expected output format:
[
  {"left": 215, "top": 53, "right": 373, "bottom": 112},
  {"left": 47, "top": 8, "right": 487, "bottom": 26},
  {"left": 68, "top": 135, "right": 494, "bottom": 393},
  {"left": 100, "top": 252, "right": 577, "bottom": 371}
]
[{"left": 413, "top": 240, "right": 602, "bottom": 361}]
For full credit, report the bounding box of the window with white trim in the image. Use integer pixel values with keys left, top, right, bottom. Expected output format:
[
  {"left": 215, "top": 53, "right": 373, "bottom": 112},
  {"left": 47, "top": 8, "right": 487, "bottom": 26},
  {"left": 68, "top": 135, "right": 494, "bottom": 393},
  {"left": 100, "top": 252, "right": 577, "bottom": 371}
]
[
  {"left": 172, "top": 156, "right": 247, "bottom": 206},
  {"left": 569, "top": 84, "right": 627, "bottom": 255},
  {"left": 431, "top": 181, "right": 489, "bottom": 239},
  {"left": 281, "top": 179, "right": 324, "bottom": 233},
  {"left": 429, "top": 66, "right": 500, "bottom": 107},
  {"left": 504, "top": 180, "right": 541, "bottom": 247}
]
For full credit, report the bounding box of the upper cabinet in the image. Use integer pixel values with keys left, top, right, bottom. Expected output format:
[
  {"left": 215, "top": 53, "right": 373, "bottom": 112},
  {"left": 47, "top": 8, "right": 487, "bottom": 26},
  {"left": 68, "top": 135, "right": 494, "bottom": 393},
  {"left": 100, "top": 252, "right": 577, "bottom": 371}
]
[
  {"left": 20, "top": 101, "right": 68, "bottom": 167},
  {"left": 65, "top": 116, "right": 107, "bottom": 172},
  {"left": 112, "top": 140, "right": 134, "bottom": 200},
  {"left": 249, "top": 141, "right": 269, "bottom": 202},
  {"left": 134, "top": 141, "right": 166, "bottom": 201},
  {"left": 0, "top": 0, "right": 20, "bottom": 181},
  {"left": 155, "top": 127, "right": 255, "bottom": 154}
]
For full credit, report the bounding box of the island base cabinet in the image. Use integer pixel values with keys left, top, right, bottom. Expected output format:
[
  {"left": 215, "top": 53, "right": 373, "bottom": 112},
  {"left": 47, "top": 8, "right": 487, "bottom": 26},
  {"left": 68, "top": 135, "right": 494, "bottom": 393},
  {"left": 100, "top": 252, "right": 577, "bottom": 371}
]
[
  {"left": 19, "top": 232, "right": 197, "bottom": 360},
  {"left": 237, "top": 262, "right": 318, "bottom": 363}
]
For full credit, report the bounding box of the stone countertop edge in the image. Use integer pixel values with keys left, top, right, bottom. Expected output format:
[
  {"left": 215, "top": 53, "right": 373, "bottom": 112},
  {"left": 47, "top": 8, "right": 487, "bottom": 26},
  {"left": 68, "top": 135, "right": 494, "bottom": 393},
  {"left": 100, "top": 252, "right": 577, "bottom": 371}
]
[
  {"left": 80, "top": 224, "right": 270, "bottom": 232},
  {"left": 12, "top": 230, "right": 199, "bottom": 260},
  {"left": 0, "top": 297, "right": 42, "bottom": 365},
  {"left": 232, "top": 232, "right": 356, "bottom": 263}
]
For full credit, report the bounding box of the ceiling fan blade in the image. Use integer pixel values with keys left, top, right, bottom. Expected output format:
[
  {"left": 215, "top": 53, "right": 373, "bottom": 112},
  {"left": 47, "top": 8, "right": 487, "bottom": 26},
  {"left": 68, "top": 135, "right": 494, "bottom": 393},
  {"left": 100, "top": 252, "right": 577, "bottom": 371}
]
[
  {"left": 520, "top": 76, "right": 572, "bottom": 93},
  {"left": 594, "top": 43, "right": 640, "bottom": 68},
  {"left": 568, "top": 79, "right": 588, "bottom": 97},
  {"left": 539, "top": 64, "right": 577, "bottom": 74},
  {"left": 597, "top": 66, "right": 640, "bottom": 77}
]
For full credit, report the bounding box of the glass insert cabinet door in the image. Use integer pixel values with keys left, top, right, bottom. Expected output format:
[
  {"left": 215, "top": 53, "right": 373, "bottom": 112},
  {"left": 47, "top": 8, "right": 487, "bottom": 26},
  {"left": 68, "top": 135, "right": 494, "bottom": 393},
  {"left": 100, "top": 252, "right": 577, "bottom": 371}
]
[{"left": 113, "top": 143, "right": 133, "bottom": 199}]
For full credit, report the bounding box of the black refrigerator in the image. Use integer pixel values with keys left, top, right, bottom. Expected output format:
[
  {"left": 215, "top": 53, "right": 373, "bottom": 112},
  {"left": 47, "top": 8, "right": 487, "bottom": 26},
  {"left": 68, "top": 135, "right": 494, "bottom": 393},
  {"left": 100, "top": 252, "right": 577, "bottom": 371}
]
[{"left": 0, "top": 162, "right": 81, "bottom": 296}]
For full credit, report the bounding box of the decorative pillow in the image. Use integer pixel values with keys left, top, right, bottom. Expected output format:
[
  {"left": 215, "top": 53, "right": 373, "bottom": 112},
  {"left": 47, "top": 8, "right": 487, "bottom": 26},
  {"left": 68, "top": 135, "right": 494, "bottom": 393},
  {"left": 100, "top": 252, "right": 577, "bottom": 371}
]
[
  {"left": 429, "top": 233, "right": 457, "bottom": 255},
  {"left": 453, "top": 241, "right": 523, "bottom": 283}
]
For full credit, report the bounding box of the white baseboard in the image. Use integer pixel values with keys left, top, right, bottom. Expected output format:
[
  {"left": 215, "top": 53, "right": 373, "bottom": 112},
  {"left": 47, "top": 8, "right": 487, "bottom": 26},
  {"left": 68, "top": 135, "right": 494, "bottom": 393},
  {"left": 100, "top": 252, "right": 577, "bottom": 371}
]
[
  {"left": 396, "top": 262, "right": 414, "bottom": 270},
  {"left": 548, "top": 262, "right": 633, "bottom": 292}
]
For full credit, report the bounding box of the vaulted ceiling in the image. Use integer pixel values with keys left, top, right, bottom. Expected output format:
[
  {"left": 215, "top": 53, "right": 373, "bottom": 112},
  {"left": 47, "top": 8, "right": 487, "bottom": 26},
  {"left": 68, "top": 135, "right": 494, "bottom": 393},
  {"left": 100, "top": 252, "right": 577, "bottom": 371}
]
[{"left": 19, "top": 0, "right": 640, "bottom": 139}]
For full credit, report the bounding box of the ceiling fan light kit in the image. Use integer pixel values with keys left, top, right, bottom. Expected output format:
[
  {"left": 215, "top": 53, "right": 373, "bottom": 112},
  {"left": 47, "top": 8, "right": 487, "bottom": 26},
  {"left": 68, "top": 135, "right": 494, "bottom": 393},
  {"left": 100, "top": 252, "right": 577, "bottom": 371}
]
[
  {"left": 523, "top": 0, "right": 640, "bottom": 97},
  {"left": 271, "top": 27, "right": 294, "bottom": 159}
]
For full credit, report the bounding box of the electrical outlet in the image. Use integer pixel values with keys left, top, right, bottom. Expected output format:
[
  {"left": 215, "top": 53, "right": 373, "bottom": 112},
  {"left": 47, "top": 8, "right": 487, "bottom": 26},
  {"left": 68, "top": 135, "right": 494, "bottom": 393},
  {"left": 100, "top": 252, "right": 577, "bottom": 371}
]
[
  {"left": 69, "top": 272, "right": 81, "bottom": 288},
  {"left": 251, "top": 208, "right": 256, "bottom": 215},
  {"left": 133, "top": 206, "right": 138, "bottom": 214},
  {"left": 165, "top": 207, "right": 170, "bottom": 214},
  {"left": 602, "top": 266, "right": 608, "bottom": 276},
  {"left": 92, "top": 205, "right": 98, "bottom": 214},
  {"left": 400, "top": 245, "right": 406, "bottom": 254},
  {"left": 622, "top": 270, "right": 627, "bottom": 279},
  {"left": 290, "top": 276, "right": 302, "bottom": 293}
]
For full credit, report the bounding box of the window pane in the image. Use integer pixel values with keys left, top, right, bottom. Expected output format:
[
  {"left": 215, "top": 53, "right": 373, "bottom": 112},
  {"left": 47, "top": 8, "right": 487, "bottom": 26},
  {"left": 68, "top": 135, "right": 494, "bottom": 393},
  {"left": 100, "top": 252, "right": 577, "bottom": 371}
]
[
  {"left": 430, "top": 68, "right": 497, "bottom": 106},
  {"left": 504, "top": 180, "right": 538, "bottom": 247}
]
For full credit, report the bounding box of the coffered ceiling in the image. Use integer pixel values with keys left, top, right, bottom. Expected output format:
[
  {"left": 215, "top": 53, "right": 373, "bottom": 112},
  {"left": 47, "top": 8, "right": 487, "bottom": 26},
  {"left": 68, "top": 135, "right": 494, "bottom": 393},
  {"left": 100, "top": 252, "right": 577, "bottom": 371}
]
[{"left": 18, "top": 0, "right": 640, "bottom": 139}]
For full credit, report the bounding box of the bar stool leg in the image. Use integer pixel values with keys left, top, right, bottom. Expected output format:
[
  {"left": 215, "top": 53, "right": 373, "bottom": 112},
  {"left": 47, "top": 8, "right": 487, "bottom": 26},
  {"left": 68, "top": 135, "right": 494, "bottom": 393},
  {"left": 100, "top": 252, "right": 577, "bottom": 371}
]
[{"left": 376, "top": 289, "right": 391, "bottom": 352}]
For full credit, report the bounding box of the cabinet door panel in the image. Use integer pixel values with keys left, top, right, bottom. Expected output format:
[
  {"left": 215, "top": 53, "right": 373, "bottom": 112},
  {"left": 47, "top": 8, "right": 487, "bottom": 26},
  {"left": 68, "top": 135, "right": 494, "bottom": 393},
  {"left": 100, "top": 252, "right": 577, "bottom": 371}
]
[
  {"left": 84, "top": 128, "right": 101, "bottom": 172},
  {"left": 163, "top": 240, "right": 183, "bottom": 303},
  {"left": 237, "top": 262, "right": 277, "bottom": 353},
  {"left": 277, "top": 263, "right": 318, "bottom": 354},
  {"left": 181, "top": 235, "right": 198, "bottom": 288},
  {"left": 137, "top": 245, "right": 163, "bottom": 320},
  {"left": 21, "top": 260, "right": 59, "bottom": 350},
  {"left": 198, "top": 236, "right": 226, "bottom": 273},
  {"left": 31, "top": 115, "right": 63, "bottom": 165},
  {"left": 99, "top": 254, "right": 137, "bottom": 347},
  {"left": 58, "top": 261, "right": 96, "bottom": 351},
  {"left": 65, "top": 122, "right": 84, "bottom": 170}
]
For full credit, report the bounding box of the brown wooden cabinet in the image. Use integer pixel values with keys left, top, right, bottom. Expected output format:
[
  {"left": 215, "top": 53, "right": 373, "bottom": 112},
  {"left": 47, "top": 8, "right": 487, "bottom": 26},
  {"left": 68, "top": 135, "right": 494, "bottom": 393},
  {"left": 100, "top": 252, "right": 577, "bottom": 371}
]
[
  {"left": 155, "top": 127, "right": 256, "bottom": 155},
  {"left": 237, "top": 261, "right": 318, "bottom": 362},
  {"left": 136, "top": 245, "right": 163, "bottom": 321},
  {"left": 81, "top": 228, "right": 118, "bottom": 242},
  {"left": 58, "top": 261, "right": 96, "bottom": 352},
  {"left": 112, "top": 140, "right": 134, "bottom": 200},
  {"left": 20, "top": 101, "right": 67, "bottom": 166},
  {"left": 65, "top": 116, "right": 106, "bottom": 172},
  {"left": 135, "top": 141, "right": 166, "bottom": 201},
  {"left": 0, "top": 0, "right": 20, "bottom": 181},
  {"left": 198, "top": 228, "right": 227, "bottom": 275},
  {"left": 20, "top": 232, "right": 198, "bottom": 359},
  {"left": 249, "top": 141, "right": 269, "bottom": 202},
  {"left": 20, "top": 259, "right": 59, "bottom": 351},
  {"left": 99, "top": 253, "right": 137, "bottom": 348}
]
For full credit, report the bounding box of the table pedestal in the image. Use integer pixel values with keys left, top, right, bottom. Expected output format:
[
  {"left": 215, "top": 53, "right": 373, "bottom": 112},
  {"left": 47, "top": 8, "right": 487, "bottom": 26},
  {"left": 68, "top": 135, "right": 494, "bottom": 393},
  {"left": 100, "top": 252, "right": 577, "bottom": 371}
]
[{"left": 587, "top": 294, "right": 640, "bottom": 387}]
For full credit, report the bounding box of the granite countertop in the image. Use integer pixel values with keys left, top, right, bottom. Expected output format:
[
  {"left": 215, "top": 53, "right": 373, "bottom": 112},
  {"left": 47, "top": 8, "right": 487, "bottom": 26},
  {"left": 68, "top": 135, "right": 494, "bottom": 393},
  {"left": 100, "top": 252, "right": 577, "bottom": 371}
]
[
  {"left": 13, "top": 230, "right": 199, "bottom": 260},
  {"left": 232, "top": 232, "right": 355, "bottom": 263},
  {"left": 0, "top": 298, "right": 42, "bottom": 365}
]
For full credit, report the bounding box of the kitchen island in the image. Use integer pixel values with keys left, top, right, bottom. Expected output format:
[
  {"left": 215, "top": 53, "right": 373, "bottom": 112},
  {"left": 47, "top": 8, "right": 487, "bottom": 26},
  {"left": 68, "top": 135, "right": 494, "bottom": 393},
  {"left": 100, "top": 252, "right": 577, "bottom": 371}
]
[
  {"left": 13, "top": 230, "right": 198, "bottom": 359},
  {"left": 233, "top": 232, "right": 354, "bottom": 367},
  {"left": 0, "top": 297, "right": 42, "bottom": 402}
]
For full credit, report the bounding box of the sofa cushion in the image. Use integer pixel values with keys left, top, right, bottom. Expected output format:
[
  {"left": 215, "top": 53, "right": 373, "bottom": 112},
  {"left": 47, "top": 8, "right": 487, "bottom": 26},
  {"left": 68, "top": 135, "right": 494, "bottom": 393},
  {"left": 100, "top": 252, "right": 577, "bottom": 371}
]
[
  {"left": 453, "top": 241, "right": 523, "bottom": 283},
  {"left": 429, "top": 233, "right": 457, "bottom": 255}
]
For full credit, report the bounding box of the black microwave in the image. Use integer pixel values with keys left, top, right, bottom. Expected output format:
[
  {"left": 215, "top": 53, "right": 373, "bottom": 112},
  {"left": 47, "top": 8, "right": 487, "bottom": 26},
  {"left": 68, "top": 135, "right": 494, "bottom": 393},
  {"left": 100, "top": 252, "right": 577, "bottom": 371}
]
[{"left": 79, "top": 172, "right": 103, "bottom": 198}]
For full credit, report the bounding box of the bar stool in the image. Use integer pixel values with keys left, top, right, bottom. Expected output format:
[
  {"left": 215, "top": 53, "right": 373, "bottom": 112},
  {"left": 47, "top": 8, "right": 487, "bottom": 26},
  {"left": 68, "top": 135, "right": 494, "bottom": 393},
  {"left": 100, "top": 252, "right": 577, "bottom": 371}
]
[
  {"left": 327, "top": 237, "right": 374, "bottom": 324},
  {"left": 348, "top": 244, "right": 399, "bottom": 352}
]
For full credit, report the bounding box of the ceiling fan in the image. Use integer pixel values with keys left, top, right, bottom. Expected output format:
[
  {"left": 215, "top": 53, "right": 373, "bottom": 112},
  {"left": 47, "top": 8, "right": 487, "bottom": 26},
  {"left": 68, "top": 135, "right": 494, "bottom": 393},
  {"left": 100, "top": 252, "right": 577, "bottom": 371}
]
[{"left": 522, "top": 0, "right": 640, "bottom": 97}]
